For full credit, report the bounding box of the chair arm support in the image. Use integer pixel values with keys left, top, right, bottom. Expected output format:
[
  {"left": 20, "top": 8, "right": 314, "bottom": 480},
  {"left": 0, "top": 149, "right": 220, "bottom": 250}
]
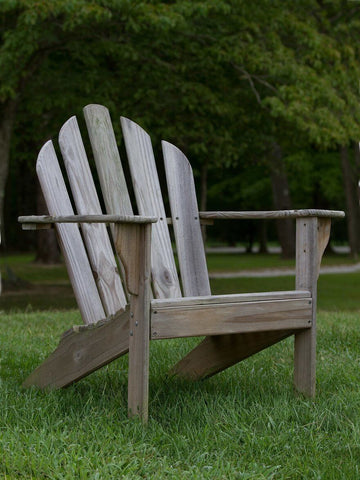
[
  {"left": 18, "top": 214, "right": 158, "bottom": 230},
  {"left": 199, "top": 209, "right": 345, "bottom": 220}
]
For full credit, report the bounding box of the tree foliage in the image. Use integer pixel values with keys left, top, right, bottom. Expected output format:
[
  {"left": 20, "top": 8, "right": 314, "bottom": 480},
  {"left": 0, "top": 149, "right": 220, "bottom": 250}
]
[{"left": 1, "top": 0, "right": 360, "bottom": 251}]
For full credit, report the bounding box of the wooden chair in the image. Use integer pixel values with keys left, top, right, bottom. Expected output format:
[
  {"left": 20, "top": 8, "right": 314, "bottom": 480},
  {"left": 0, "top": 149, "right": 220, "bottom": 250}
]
[{"left": 19, "top": 104, "right": 344, "bottom": 422}]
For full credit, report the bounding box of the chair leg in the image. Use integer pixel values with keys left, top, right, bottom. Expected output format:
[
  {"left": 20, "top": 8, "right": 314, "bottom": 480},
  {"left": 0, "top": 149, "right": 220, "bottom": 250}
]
[
  {"left": 128, "top": 293, "right": 150, "bottom": 422},
  {"left": 23, "top": 308, "right": 130, "bottom": 389},
  {"left": 294, "top": 217, "right": 330, "bottom": 397},
  {"left": 121, "top": 223, "right": 152, "bottom": 423},
  {"left": 171, "top": 330, "right": 294, "bottom": 380}
]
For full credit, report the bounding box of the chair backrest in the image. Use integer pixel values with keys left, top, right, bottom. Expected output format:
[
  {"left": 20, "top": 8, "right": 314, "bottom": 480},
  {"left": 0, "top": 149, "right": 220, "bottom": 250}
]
[
  {"left": 37, "top": 139, "right": 126, "bottom": 325},
  {"left": 37, "top": 104, "right": 210, "bottom": 325}
]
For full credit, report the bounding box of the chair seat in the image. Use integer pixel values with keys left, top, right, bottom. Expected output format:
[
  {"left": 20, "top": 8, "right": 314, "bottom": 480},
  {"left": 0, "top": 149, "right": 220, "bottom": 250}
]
[{"left": 151, "top": 290, "right": 312, "bottom": 339}]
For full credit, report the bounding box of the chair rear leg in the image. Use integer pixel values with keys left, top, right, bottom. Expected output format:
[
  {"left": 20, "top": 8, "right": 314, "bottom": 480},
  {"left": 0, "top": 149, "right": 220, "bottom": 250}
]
[{"left": 171, "top": 330, "right": 294, "bottom": 380}]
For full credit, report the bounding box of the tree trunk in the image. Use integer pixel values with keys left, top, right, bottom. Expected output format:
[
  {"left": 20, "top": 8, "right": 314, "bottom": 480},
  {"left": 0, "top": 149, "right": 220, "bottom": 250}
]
[
  {"left": 35, "top": 182, "right": 61, "bottom": 264},
  {"left": 340, "top": 144, "right": 360, "bottom": 258},
  {"left": 268, "top": 143, "right": 295, "bottom": 258},
  {"left": 0, "top": 99, "right": 18, "bottom": 244},
  {"left": 258, "top": 220, "right": 268, "bottom": 254}
]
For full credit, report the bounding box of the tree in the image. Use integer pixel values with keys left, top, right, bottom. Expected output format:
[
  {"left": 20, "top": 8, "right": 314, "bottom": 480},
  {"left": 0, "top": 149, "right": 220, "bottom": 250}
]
[{"left": 3, "top": 0, "right": 360, "bottom": 257}]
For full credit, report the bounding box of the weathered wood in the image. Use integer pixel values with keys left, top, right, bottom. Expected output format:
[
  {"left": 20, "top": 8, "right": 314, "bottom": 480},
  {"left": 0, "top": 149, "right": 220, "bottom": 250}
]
[
  {"left": 162, "top": 141, "right": 210, "bottom": 297},
  {"left": 26, "top": 105, "right": 345, "bottom": 419},
  {"left": 200, "top": 210, "right": 345, "bottom": 220},
  {"left": 114, "top": 223, "right": 145, "bottom": 296},
  {"left": 84, "top": 105, "right": 133, "bottom": 219},
  {"left": 22, "top": 309, "right": 130, "bottom": 389},
  {"left": 36, "top": 140, "right": 105, "bottom": 325},
  {"left": 121, "top": 117, "right": 182, "bottom": 299},
  {"left": 294, "top": 217, "right": 318, "bottom": 397},
  {"left": 171, "top": 330, "right": 295, "bottom": 380},
  {"left": 59, "top": 116, "right": 127, "bottom": 316},
  {"left": 316, "top": 218, "right": 331, "bottom": 278},
  {"left": 152, "top": 290, "right": 311, "bottom": 309},
  {"left": 126, "top": 223, "right": 152, "bottom": 422},
  {"left": 19, "top": 214, "right": 157, "bottom": 225},
  {"left": 151, "top": 298, "right": 312, "bottom": 339}
]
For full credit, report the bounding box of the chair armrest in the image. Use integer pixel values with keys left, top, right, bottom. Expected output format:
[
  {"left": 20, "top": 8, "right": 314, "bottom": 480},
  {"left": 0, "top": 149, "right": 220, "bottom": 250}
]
[
  {"left": 18, "top": 214, "right": 158, "bottom": 230},
  {"left": 199, "top": 209, "right": 345, "bottom": 220}
]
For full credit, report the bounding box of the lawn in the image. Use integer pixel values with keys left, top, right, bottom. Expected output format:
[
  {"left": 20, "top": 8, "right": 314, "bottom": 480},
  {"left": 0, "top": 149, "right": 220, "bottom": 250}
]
[
  {"left": 1, "top": 310, "right": 359, "bottom": 479},
  {"left": 0, "top": 252, "right": 359, "bottom": 478}
]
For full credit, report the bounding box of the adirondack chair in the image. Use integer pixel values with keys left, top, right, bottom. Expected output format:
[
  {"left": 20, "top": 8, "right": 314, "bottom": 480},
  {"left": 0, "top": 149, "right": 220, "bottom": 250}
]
[{"left": 19, "top": 104, "right": 344, "bottom": 422}]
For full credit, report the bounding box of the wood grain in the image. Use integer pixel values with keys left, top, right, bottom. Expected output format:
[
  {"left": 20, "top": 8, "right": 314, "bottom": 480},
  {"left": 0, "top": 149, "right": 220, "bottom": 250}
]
[
  {"left": 23, "top": 308, "right": 130, "bottom": 389},
  {"left": 171, "top": 330, "right": 295, "bottom": 380},
  {"left": 59, "top": 116, "right": 127, "bottom": 316},
  {"left": 19, "top": 214, "right": 157, "bottom": 225},
  {"left": 152, "top": 290, "right": 311, "bottom": 309},
  {"left": 36, "top": 140, "right": 105, "bottom": 325},
  {"left": 151, "top": 298, "right": 312, "bottom": 339},
  {"left": 294, "top": 217, "right": 318, "bottom": 397},
  {"left": 84, "top": 104, "right": 133, "bottom": 219},
  {"left": 162, "top": 141, "right": 210, "bottom": 297},
  {"left": 127, "top": 223, "right": 152, "bottom": 422},
  {"left": 316, "top": 218, "right": 331, "bottom": 278},
  {"left": 200, "top": 210, "right": 345, "bottom": 220},
  {"left": 121, "top": 117, "right": 182, "bottom": 299}
]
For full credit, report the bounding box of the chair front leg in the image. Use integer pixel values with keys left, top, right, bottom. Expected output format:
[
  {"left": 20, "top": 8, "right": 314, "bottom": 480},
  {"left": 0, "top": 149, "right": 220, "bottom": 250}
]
[
  {"left": 115, "top": 222, "right": 152, "bottom": 423},
  {"left": 294, "top": 217, "right": 331, "bottom": 397}
]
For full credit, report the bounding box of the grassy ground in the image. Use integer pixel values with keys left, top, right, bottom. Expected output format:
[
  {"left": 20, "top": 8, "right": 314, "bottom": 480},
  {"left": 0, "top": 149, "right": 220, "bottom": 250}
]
[
  {"left": 1, "top": 252, "right": 359, "bottom": 478},
  {"left": 207, "top": 251, "right": 357, "bottom": 272},
  {"left": 1, "top": 310, "right": 359, "bottom": 479},
  {"left": 1, "top": 252, "right": 359, "bottom": 312}
]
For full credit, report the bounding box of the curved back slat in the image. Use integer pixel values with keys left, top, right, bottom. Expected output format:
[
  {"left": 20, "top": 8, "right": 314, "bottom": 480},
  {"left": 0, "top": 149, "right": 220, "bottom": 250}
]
[
  {"left": 59, "top": 117, "right": 127, "bottom": 316},
  {"left": 121, "top": 117, "right": 182, "bottom": 299},
  {"left": 162, "top": 141, "right": 210, "bottom": 297},
  {"left": 83, "top": 105, "right": 133, "bottom": 219},
  {"left": 36, "top": 141, "right": 106, "bottom": 324}
]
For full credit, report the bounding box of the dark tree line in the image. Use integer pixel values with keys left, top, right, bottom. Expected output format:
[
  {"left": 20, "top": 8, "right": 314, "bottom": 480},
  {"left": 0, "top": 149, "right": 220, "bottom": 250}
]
[{"left": 1, "top": 0, "right": 360, "bottom": 260}]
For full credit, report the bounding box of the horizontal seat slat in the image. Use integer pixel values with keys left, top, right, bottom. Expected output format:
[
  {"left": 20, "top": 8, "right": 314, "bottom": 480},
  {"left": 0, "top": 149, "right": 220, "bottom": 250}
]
[
  {"left": 151, "top": 297, "right": 312, "bottom": 339},
  {"left": 151, "top": 290, "right": 311, "bottom": 309}
]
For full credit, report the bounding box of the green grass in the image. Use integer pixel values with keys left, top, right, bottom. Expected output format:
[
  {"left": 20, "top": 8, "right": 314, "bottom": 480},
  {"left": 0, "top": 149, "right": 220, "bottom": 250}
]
[
  {"left": 1, "top": 251, "right": 357, "bottom": 283},
  {"left": 206, "top": 252, "right": 357, "bottom": 272},
  {"left": 211, "top": 272, "right": 360, "bottom": 311},
  {"left": 1, "top": 253, "right": 360, "bottom": 477},
  {"left": 2, "top": 253, "right": 360, "bottom": 312},
  {"left": 1, "top": 310, "right": 360, "bottom": 478},
  {"left": 1, "top": 254, "right": 70, "bottom": 284}
]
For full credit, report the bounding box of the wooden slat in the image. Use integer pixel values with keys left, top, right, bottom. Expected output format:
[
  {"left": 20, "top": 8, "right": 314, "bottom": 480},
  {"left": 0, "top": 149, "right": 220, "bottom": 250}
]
[
  {"left": 162, "top": 141, "right": 210, "bottom": 297},
  {"left": 200, "top": 210, "right": 345, "bottom": 220},
  {"left": 171, "top": 330, "right": 295, "bottom": 380},
  {"left": 121, "top": 117, "right": 182, "bottom": 299},
  {"left": 59, "top": 116, "right": 127, "bottom": 316},
  {"left": 151, "top": 298, "right": 312, "bottom": 339},
  {"left": 152, "top": 290, "right": 311, "bottom": 309},
  {"left": 23, "top": 309, "right": 130, "bottom": 389},
  {"left": 294, "top": 217, "right": 318, "bottom": 397},
  {"left": 19, "top": 214, "right": 157, "bottom": 225},
  {"left": 83, "top": 104, "right": 133, "bottom": 223},
  {"left": 36, "top": 140, "right": 105, "bottom": 325}
]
